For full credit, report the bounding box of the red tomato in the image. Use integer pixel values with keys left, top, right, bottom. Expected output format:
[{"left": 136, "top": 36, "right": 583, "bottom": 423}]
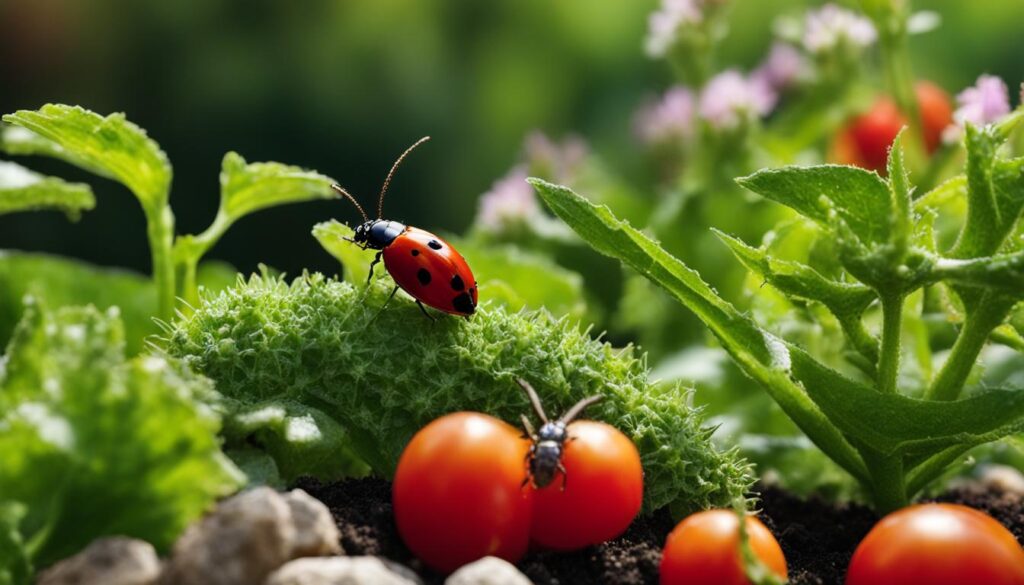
[
  {"left": 832, "top": 81, "right": 953, "bottom": 172},
  {"left": 392, "top": 412, "right": 534, "bottom": 573},
  {"left": 846, "top": 503, "right": 1024, "bottom": 585},
  {"left": 528, "top": 420, "right": 644, "bottom": 550},
  {"left": 660, "top": 510, "right": 787, "bottom": 585}
]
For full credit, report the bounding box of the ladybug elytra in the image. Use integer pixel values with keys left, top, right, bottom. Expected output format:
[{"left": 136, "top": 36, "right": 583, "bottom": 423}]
[{"left": 333, "top": 137, "right": 478, "bottom": 319}]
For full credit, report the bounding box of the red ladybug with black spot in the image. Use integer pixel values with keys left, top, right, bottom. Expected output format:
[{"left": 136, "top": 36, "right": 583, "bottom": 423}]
[{"left": 332, "top": 137, "right": 478, "bottom": 319}]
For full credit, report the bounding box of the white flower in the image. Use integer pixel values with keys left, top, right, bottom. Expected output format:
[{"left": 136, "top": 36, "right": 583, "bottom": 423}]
[
  {"left": 699, "top": 70, "right": 776, "bottom": 130},
  {"left": 645, "top": 0, "right": 703, "bottom": 58},
  {"left": 475, "top": 167, "right": 540, "bottom": 231},
  {"left": 803, "top": 4, "right": 877, "bottom": 54},
  {"left": 634, "top": 86, "right": 696, "bottom": 146}
]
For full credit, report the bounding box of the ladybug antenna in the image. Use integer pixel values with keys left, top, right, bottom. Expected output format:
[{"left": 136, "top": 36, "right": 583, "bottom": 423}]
[
  {"left": 331, "top": 184, "right": 369, "bottom": 223},
  {"left": 377, "top": 136, "right": 430, "bottom": 219}
]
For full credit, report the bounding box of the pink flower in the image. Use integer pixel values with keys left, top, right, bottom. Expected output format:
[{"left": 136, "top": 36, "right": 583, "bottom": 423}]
[
  {"left": 699, "top": 70, "right": 776, "bottom": 130},
  {"left": 751, "top": 43, "right": 808, "bottom": 94},
  {"left": 524, "top": 132, "right": 589, "bottom": 185},
  {"left": 943, "top": 75, "right": 1011, "bottom": 143},
  {"left": 803, "top": 4, "right": 876, "bottom": 54},
  {"left": 634, "top": 86, "right": 696, "bottom": 146},
  {"left": 475, "top": 167, "right": 540, "bottom": 231},
  {"left": 645, "top": 0, "right": 702, "bottom": 57}
]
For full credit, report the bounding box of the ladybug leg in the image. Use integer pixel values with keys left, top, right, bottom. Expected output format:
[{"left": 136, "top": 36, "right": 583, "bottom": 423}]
[
  {"left": 415, "top": 300, "right": 437, "bottom": 322},
  {"left": 366, "top": 251, "right": 383, "bottom": 285}
]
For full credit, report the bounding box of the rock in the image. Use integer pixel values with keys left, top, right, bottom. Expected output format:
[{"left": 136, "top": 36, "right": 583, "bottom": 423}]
[
  {"left": 445, "top": 556, "right": 533, "bottom": 585},
  {"left": 284, "top": 489, "right": 343, "bottom": 557},
  {"left": 37, "top": 537, "right": 160, "bottom": 585},
  {"left": 980, "top": 464, "right": 1024, "bottom": 496},
  {"left": 162, "top": 487, "right": 296, "bottom": 585},
  {"left": 264, "top": 557, "right": 422, "bottom": 585}
]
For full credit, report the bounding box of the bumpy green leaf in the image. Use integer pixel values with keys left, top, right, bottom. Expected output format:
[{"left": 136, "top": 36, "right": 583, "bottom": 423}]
[
  {"left": 0, "top": 161, "right": 94, "bottom": 219},
  {"left": 953, "top": 127, "right": 1024, "bottom": 259},
  {"left": 166, "top": 271, "right": 752, "bottom": 514},
  {"left": 737, "top": 165, "right": 892, "bottom": 246},
  {"left": 0, "top": 303, "right": 242, "bottom": 567},
  {"left": 529, "top": 178, "right": 869, "bottom": 482},
  {"left": 2, "top": 105, "right": 171, "bottom": 210},
  {"left": 313, "top": 220, "right": 589, "bottom": 319}
]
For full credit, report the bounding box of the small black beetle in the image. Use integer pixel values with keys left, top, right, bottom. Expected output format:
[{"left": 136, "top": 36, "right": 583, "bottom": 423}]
[{"left": 517, "top": 378, "right": 603, "bottom": 490}]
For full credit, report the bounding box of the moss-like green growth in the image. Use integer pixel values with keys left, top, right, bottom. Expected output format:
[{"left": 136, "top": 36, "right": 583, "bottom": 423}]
[{"left": 165, "top": 271, "right": 751, "bottom": 513}]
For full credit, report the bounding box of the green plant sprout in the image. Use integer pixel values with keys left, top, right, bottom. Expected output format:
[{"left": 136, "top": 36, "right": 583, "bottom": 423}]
[
  {"left": 1, "top": 105, "right": 339, "bottom": 322},
  {"left": 531, "top": 111, "right": 1024, "bottom": 512}
]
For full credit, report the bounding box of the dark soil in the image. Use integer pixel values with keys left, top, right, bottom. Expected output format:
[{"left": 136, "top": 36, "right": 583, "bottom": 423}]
[{"left": 294, "top": 477, "right": 1024, "bottom": 585}]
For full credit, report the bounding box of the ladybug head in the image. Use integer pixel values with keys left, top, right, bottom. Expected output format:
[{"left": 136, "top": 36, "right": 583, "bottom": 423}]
[{"left": 353, "top": 222, "right": 372, "bottom": 245}]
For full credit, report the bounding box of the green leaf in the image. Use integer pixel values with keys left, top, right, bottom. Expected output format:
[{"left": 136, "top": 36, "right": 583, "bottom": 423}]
[
  {"left": 0, "top": 504, "right": 29, "bottom": 585},
  {"left": 737, "top": 165, "right": 892, "bottom": 246},
  {"left": 529, "top": 178, "right": 869, "bottom": 482},
  {"left": 953, "top": 127, "right": 1024, "bottom": 259},
  {"left": 312, "top": 220, "right": 370, "bottom": 285},
  {"left": 0, "top": 303, "right": 242, "bottom": 567},
  {"left": 2, "top": 105, "right": 171, "bottom": 210},
  {"left": 887, "top": 130, "right": 913, "bottom": 256},
  {"left": 790, "top": 353, "right": 1024, "bottom": 456},
  {"left": 0, "top": 161, "right": 94, "bottom": 219}
]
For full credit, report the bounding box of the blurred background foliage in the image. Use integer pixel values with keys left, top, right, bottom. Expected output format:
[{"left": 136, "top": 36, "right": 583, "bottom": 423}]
[{"left": 2, "top": 0, "right": 1023, "bottom": 281}]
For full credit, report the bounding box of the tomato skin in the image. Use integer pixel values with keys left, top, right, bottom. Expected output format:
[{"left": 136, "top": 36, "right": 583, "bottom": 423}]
[
  {"left": 529, "top": 420, "right": 644, "bottom": 550},
  {"left": 845, "top": 503, "right": 1024, "bottom": 585},
  {"left": 832, "top": 81, "right": 953, "bottom": 172},
  {"left": 659, "top": 510, "right": 787, "bottom": 585},
  {"left": 392, "top": 412, "right": 534, "bottom": 573}
]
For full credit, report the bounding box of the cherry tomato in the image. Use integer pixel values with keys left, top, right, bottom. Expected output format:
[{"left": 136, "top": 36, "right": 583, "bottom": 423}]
[
  {"left": 392, "top": 412, "right": 534, "bottom": 573},
  {"left": 529, "top": 420, "right": 643, "bottom": 550},
  {"left": 831, "top": 80, "right": 953, "bottom": 172},
  {"left": 660, "top": 510, "right": 787, "bottom": 585},
  {"left": 846, "top": 503, "right": 1024, "bottom": 585}
]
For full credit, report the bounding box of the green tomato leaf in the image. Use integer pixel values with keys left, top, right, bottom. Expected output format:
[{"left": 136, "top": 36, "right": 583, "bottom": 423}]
[
  {"left": 218, "top": 152, "right": 337, "bottom": 221},
  {"left": 737, "top": 165, "right": 892, "bottom": 246},
  {"left": 0, "top": 161, "right": 94, "bottom": 219},
  {"left": 312, "top": 220, "right": 370, "bottom": 285},
  {"left": 953, "top": 127, "right": 1024, "bottom": 259},
  {"left": 887, "top": 130, "right": 913, "bottom": 256},
  {"left": 0, "top": 302, "right": 242, "bottom": 567},
  {"left": 529, "top": 177, "right": 869, "bottom": 482},
  {"left": 2, "top": 105, "right": 171, "bottom": 211}
]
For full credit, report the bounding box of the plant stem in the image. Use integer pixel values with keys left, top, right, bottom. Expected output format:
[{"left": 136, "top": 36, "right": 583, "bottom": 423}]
[
  {"left": 862, "top": 448, "right": 908, "bottom": 513},
  {"left": 877, "top": 293, "right": 905, "bottom": 394},
  {"left": 905, "top": 444, "right": 973, "bottom": 497},
  {"left": 145, "top": 205, "right": 176, "bottom": 323},
  {"left": 926, "top": 297, "right": 1011, "bottom": 401}
]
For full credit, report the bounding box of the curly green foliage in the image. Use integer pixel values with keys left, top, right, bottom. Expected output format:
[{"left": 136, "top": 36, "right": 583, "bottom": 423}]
[{"left": 165, "top": 272, "right": 751, "bottom": 514}]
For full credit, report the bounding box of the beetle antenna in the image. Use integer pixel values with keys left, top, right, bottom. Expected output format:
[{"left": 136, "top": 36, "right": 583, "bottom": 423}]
[
  {"left": 558, "top": 395, "right": 603, "bottom": 425},
  {"left": 331, "top": 184, "right": 369, "bottom": 223},
  {"left": 377, "top": 136, "right": 430, "bottom": 219},
  {"left": 516, "top": 378, "right": 549, "bottom": 424}
]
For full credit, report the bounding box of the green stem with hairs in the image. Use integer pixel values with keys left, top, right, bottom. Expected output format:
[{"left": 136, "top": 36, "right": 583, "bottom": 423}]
[{"left": 877, "top": 293, "right": 905, "bottom": 394}]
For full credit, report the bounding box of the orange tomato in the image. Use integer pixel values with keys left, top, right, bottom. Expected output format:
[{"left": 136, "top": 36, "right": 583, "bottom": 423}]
[
  {"left": 660, "top": 510, "right": 788, "bottom": 585},
  {"left": 845, "top": 503, "right": 1024, "bottom": 585},
  {"left": 392, "top": 412, "right": 534, "bottom": 573},
  {"left": 529, "top": 420, "right": 644, "bottom": 550}
]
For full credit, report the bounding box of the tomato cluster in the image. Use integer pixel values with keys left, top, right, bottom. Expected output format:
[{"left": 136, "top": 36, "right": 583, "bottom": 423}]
[
  {"left": 392, "top": 409, "right": 643, "bottom": 573},
  {"left": 831, "top": 80, "right": 953, "bottom": 172}
]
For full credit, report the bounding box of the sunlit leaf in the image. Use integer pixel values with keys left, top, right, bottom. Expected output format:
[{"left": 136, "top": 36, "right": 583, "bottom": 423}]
[{"left": 0, "top": 161, "right": 94, "bottom": 219}]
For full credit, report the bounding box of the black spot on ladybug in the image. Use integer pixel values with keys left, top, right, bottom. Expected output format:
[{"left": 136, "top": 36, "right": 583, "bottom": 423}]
[
  {"left": 411, "top": 249, "right": 420, "bottom": 257},
  {"left": 453, "top": 292, "right": 475, "bottom": 314},
  {"left": 417, "top": 268, "right": 432, "bottom": 286},
  {"left": 428, "top": 240, "right": 442, "bottom": 250},
  {"left": 451, "top": 274, "right": 465, "bottom": 291}
]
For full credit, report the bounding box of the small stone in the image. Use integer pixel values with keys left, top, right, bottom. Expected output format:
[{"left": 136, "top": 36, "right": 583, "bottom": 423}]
[
  {"left": 162, "top": 487, "right": 296, "bottom": 585},
  {"left": 264, "top": 557, "right": 422, "bottom": 585},
  {"left": 284, "top": 489, "right": 343, "bottom": 557},
  {"left": 445, "top": 556, "right": 533, "bottom": 585},
  {"left": 37, "top": 537, "right": 160, "bottom": 585},
  {"left": 980, "top": 464, "right": 1024, "bottom": 496}
]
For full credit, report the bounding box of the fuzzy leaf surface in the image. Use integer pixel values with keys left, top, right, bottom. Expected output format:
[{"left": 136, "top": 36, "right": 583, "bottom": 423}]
[{"left": 0, "top": 161, "right": 94, "bottom": 219}]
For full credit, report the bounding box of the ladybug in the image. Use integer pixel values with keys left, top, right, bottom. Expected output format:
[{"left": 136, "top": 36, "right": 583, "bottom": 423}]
[{"left": 332, "top": 136, "right": 478, "bottom": 319}]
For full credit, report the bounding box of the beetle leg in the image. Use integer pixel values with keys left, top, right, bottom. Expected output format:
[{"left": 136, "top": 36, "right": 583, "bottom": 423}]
[
  {"left": 366, "top": 251, "right": 383, "bottom": 285},
  {"left": 558, "top": 462, "right": 569, "bottom": 491},
  {"left": 416, "top": 300, "right": 436, "bottom": 321}
]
